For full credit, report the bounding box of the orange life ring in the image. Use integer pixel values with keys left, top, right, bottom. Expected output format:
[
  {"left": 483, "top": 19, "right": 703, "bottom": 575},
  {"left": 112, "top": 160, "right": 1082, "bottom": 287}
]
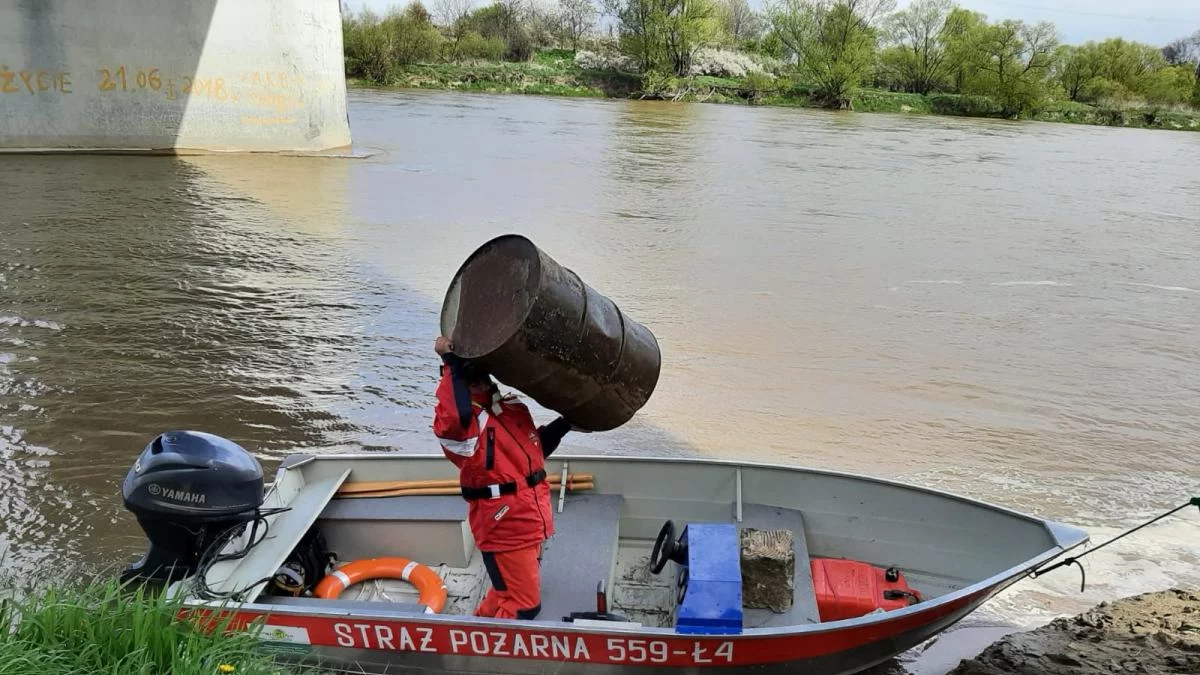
[{"left": 314, "top": 557, "right": 448, "bottom": 614}]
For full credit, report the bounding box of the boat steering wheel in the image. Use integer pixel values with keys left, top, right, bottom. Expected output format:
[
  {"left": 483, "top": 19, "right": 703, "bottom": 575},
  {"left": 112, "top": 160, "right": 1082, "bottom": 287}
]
[{"left": 649, "top": 520, "right": 686, "bottom": 574}]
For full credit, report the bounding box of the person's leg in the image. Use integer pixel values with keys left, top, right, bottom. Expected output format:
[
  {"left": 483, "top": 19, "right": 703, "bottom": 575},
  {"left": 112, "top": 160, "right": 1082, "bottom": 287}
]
[
  {"left": 475, "top": 543, "right": 542, "bottom": 619},
  {"left": 475, "top": 551, "right": 505, "bottom": 617}
]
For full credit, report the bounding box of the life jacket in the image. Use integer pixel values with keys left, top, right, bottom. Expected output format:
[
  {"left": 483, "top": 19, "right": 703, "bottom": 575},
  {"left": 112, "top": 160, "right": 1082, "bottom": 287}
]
[{"left": 433, "top": 366, "right": 554, "bottom": 553}]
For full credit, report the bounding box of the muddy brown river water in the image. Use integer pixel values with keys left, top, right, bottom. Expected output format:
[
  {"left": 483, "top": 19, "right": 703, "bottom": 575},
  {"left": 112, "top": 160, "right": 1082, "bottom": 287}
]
[{"left": 1, "top": 88, "right": 1198, "bottom": 638}]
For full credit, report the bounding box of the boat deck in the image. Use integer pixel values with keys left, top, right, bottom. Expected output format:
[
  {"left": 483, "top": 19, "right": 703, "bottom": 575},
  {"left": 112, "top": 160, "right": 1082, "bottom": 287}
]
[
  {"left": 258, "top": 488, "right": 836, "bottom": 628},
  {"left": 186, "top": 450, "right": 1071, "bottom": 637}
]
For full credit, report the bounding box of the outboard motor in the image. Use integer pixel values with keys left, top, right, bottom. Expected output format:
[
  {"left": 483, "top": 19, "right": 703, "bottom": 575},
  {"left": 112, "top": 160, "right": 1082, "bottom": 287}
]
[{"left": 120, "top": 430, "right": 264, "bottom": 585}]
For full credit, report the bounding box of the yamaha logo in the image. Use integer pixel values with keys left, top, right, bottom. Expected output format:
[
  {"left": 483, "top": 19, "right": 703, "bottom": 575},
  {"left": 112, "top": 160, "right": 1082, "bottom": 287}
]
[{"left": 148, "top": 483, "right": 207, "bottom": 504}]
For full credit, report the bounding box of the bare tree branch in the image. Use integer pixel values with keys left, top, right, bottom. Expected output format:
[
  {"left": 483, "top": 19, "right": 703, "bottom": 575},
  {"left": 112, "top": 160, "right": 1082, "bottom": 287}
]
[
  {"left": 433, "top": 0, "right": 475, "bottom": 28},
  {"left": 557, "top": 0, "right": 598, "bottom": 49}
]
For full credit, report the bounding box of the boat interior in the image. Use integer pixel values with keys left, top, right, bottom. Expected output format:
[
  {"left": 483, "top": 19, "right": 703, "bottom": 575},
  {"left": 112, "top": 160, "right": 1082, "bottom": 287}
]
[{"left": 182, "top": 453, "right": 1075, "bottom": 631}]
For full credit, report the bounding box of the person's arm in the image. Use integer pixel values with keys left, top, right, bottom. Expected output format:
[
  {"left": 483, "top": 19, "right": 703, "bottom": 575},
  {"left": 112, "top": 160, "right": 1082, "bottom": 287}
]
[
  {"left": 433, "top": 338, "right": 479, "bottom": 467},
  {"left": 441, "top": 353, "right": 473, "bottom": 429},
  {"left": 537, "top": 416, "right": 571, "bottom": 458}
]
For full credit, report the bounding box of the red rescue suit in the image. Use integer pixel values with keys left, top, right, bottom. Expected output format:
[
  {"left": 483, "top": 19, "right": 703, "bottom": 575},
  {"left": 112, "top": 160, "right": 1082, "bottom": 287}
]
[{"left": 433, "top": 353, "right": 570, "bottom": 619}]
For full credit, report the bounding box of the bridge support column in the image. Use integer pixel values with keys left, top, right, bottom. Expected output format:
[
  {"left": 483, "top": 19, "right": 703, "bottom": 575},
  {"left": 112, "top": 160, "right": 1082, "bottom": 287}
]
[{"left": 0, "top": 0, "right": 351, "bottom": 153}]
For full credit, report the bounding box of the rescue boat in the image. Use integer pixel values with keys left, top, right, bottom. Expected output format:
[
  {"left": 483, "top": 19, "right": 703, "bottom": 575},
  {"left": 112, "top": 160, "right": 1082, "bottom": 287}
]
[{"left": 148, "top": 451, "right": 1088, "bottom": 675}]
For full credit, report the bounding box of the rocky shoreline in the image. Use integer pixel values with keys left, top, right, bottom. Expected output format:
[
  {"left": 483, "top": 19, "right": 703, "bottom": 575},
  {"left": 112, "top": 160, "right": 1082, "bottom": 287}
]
[
  {"left": 865, "top": 589, "right": 1200, "bottom": 675},
  {"left": 947, "top": 589, "right": 1200, "bottom": 674}
]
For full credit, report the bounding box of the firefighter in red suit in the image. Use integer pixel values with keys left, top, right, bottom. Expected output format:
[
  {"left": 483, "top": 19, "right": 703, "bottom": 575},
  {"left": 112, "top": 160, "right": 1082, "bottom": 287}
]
[{"left": 432, "top": 336, "right": 573, "bottom": 620}]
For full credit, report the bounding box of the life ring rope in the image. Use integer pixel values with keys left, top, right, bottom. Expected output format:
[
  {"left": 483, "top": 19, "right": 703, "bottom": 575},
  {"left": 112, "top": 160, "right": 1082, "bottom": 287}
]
[{"left": 314, "top": 557, "right": 448, "bottom": 614}]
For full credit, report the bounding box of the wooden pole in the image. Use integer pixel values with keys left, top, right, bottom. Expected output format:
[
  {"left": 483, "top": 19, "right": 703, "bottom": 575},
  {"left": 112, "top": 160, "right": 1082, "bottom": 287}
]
[
  {"left": 337, "top": 474, "right": 593, "bottom": 495},
  {"left": 334, "top": 481, "right": 594, "bottom": 499}
]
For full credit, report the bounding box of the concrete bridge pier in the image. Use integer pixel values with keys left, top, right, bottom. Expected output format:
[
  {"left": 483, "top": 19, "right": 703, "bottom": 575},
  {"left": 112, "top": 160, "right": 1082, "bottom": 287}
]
[{"left": 0, "top": 0, "right": 351, "bottom": 153}]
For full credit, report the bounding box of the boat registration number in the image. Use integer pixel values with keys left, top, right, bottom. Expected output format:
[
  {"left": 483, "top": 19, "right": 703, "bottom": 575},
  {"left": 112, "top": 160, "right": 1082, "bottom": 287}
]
[{"left": 313, "top": 621, "right": 737, "bottom": 665}]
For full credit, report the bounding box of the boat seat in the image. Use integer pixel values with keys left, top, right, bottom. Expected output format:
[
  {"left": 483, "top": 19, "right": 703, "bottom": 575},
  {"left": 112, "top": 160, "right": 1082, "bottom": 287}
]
[
  {"left": 192, "top": 468, "right": 350, "bottom": 605},
  {"left": 739, "top": 503, "right": 821, "bottom": 626},
  {"left": 539, "top": 493, "right": 624, "bottom": 622},
  {"left": 316, "top": 495, "right": 474, "bottom": 568}
]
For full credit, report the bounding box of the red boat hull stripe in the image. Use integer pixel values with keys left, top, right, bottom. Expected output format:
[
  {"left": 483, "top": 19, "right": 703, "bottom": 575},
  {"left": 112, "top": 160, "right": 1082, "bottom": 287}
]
[{"left": 195, "top": 588, "right": 989, "bottom": 667}]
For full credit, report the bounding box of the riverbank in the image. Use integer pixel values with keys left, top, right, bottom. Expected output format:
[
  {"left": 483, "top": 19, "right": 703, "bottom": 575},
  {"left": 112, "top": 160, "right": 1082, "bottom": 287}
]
[
  {"left": 946, "top": 589, "right": 1200, "bottom": 674},
  {"left": 351, "top": 60, "right": 1200, "bottom": 133},
  {"left": 863, "top": 589, "right": 1200, "bottom": 675}
]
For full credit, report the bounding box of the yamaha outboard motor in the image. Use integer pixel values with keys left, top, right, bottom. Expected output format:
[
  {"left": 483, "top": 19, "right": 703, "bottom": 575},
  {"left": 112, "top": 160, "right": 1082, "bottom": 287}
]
[{"left": 121, "top": 430, "right": 264, "bottom": 585}]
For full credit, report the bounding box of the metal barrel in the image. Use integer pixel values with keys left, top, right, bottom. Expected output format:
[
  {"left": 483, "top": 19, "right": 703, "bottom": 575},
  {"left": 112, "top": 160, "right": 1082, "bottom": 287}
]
[{"left": 439, "top": 234, "right": 661, "bottom": 431}]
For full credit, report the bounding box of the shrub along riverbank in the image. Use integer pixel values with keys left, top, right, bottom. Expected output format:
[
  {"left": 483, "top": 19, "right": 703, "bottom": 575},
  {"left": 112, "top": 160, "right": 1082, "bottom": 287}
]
[{"left": 342, "top": 0, "right": 1200, "bottom": 133}]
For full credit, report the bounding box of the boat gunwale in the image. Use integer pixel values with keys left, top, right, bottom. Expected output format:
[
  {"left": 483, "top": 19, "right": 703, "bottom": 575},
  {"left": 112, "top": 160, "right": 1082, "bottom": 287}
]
[
  {"left": 183, "top": 452, "right": 1090, "bottom": 639},
  {"left": 275, "top": 450, "right": 1087, "bottom": 531}
]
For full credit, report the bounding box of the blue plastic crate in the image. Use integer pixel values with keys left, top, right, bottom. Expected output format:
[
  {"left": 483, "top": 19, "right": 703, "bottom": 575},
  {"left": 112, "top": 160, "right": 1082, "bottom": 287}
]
[{"left": 674, "top": 523, "right": 743, "bottom": 635}]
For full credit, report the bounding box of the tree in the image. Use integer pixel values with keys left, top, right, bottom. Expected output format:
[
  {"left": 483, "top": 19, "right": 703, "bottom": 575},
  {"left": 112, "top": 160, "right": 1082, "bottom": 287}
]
[
  {"left": 770, "top": 0, "right": 895, "bottom": 108},
  {"left": 607, "top": 0, "right": 664, "bottom": 72},
  {"left": 882, "top": 0, "right": 953, "bottom": 94},
  {"left": 557, "top": 0, "right": 598, "bottom": 49},
  {"left": 459, "top": 0, "right": 535, "bottom": 59},
  {"left": 1162, "top": 29, "right": 1200, "bottom": 79},
  {"left": 526, "top": 0, "right": 564, "bottom": 47},
  {"left": 1093, "top": 38, "right": 1162, "bottom": 88},
  {"left": 609, "top": 0, "right": 720, "bottom": 75},
  {"left": 668, "top": 0, "right": 722, "bottom": 75},
  {"left": 1141, "top": 63, "right": 1197, "bottom": 105},
  {"left": 1162, "top": 38, "right": 1194, "bottom": 66},
  {"left": 1159, "top": 30, "right": 1200, "bottom": 105},
  {"left": 434, "top": 0, "right": 476, "bottom": 34},
  {"left": 940, "top": 6, "right": 986, "bottom": 92},
  {"left": 963, "top": 20, "right": 1058, "bottom": 116},
  {"left": 342, "top": 4, "right": 444, "bottom": 82},
  {"left": 1057, "top": 38, "right": 1176, "bottom": 104},
  {"left": 396, "top": 2, "right": 443, "bottom": 65},
  {"left": 1053, "top": 43, "right": 1100, "bottom": 101},
  {"left": 718, "top": 0, "right": 764, "bottom": 44}
]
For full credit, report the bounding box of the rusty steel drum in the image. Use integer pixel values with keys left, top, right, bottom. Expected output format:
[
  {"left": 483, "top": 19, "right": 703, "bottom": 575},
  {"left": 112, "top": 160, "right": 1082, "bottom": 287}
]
[{"left": 439, "top": 234, "right": 661, "bottom": 431}]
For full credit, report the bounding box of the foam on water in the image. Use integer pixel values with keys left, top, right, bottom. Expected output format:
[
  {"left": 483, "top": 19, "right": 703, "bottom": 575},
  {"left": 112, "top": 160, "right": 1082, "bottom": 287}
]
[
  {"left": 0, "top": 316, "right": 64, "bottom": 331},
  {"left": 976, "top": 517, "right": 1200, "bottom": 629},
  {"left": 1124, "top": 282, "right": 1199, "bottom": 294},
  {"left": 989, "top": 280, "right": 1070, "bottom": 286}
]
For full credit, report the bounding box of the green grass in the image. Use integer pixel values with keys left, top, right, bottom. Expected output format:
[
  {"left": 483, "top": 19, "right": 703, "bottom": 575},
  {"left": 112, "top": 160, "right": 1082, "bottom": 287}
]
[
  {"left": 853, "top": 89, "right": 933, "bottom": 114},
  {"left": 532, "top": 48, "right": 575, "bottom": 67},
  {"left": 1033, "top": 101, "right": 1200, "bottom": 130},
  {"left": 692, "top": 75, "right": 743, "bottom": 89},
  {"left": 0, "top": 579, "right": 303, "bottom": 675},
  {"left": 1038, "top": 99, "right": 1096, "bottom": 113},
  {"left": 385, "top": 61, "right": 636, "bottom": 98}
]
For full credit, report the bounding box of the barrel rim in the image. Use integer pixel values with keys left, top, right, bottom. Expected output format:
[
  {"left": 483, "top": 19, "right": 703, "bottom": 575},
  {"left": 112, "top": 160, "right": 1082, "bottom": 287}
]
[{"left": 438, "top": 233, "right": 542, "bottom": 359}]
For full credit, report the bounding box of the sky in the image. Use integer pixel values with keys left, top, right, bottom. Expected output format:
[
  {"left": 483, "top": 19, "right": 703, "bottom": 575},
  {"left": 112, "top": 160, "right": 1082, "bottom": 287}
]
[{"left": 344, "top": 0, "right": 1200, "bottom": 47}]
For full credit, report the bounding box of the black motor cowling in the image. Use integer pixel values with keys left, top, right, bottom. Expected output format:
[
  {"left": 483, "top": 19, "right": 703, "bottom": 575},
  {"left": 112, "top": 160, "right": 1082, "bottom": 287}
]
[{"left": 120, "top": 430, "right": 264, "bottom": 585}]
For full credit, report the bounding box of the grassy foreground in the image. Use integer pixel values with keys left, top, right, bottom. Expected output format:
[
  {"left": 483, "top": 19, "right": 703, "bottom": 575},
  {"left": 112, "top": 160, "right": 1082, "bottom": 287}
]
[
  {"left": 0, "top": 579, "right": 300, "bottom": 675},
  {"left": 356, "top": 56, "right": 1200, "bottom": 133}
]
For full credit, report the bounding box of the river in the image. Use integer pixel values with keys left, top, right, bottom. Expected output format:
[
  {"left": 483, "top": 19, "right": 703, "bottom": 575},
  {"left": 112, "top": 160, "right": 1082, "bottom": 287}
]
[{"left": 1, "top": 89, "right": 1198, "bottom": 645}]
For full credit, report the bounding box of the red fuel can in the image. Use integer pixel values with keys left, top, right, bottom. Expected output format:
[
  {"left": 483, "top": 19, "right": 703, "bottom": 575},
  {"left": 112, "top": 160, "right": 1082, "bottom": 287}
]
[{"left": 810, "top": 558, "right": 923, "bottom": 622}]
